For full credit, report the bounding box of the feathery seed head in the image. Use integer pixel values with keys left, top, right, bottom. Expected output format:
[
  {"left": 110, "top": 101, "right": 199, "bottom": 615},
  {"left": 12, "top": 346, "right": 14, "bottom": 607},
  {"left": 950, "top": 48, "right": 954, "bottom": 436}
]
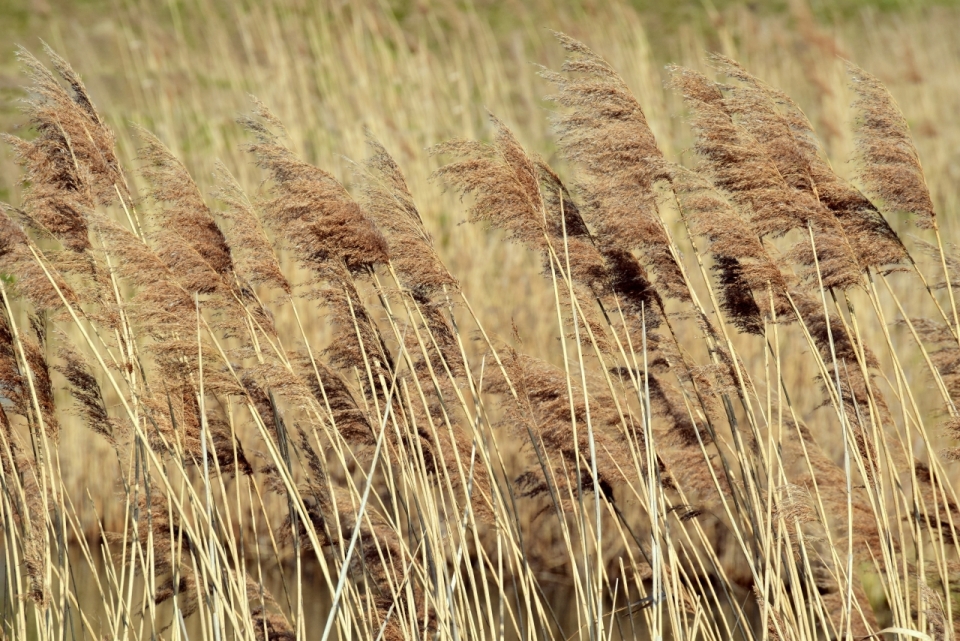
[
  {"left": 4, "top": 46, "right": 129, "bottom": 252},
  {"left": 432, "top": 114, "right": 547, "bottom": 247},
  {"left": 547, "top": 35, "right": 687, "bottom": 300},
  {"left": 360, "top": 137, "right": 458, "bottom": 294},
  {"left": 213, "top": 162, "right": 291, "bottom": 295},
  {"left": 136, "top": 126, "right": 234, "bottom": 278},
  {"left": 241, "top": 101, "right": 389, "bottom": 273},
  {"left": 848, "top": 62, "right": 936, "bottom": 230}
]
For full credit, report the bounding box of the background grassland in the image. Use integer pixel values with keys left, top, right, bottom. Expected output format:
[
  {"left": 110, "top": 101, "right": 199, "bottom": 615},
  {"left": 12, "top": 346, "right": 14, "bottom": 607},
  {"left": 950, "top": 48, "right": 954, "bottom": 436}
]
[{"left": 3, "top": 1, "right": 960, "bottom": 639}]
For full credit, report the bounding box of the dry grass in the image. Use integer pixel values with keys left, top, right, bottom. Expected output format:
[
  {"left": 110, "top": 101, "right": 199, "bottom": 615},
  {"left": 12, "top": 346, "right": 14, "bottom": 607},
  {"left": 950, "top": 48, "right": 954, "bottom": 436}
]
[{"left": 2, "top": 1, "right": 960, "bottom": 640}]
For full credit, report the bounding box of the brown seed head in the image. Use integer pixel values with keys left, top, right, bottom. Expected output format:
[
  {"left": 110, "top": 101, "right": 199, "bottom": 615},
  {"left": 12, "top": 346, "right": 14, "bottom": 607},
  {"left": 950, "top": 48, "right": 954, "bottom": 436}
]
[
  {"left": 432, "top": 113, "right": 546, "bottom": 248},
  {"left": 135, "top": 126, "right": 233, "bottom": 278},
  {"left": 359, "top": 137, "right": 458, "bottom": 295},
  {"left": 848, "top": 62, "right": 936, "bottom": 230},
  {"left": 671, "top": 65, "right": 863, "bottom": 289},
  {"left": 56, "top": 342, "right": 117, "bottom": 446},
  {"left": 545, "top": 33, "right": 687, "bottom": 300},
  {"left": 213, "top": 162, "right": 290, "bottom": 295},
  {"left": 669, "top": 66, "right": 813, "bottom": 240},
  {"left": 489, "top": 348, "right": 635, "bottom": 500},
  {"left": 715, "top": 56, "right": 906, "bottom": 268},
  {"left": 240, "top": 101, "right": 388, "bottom": 273},
  {"left": 670, "top": 164, "right": 791, "bottom": 332},
  {"left": 4, "top": 46, "right": 128, "bottom": 251},
  {"left": 0, "top": 207, "right": 77, "bottom": 313}
]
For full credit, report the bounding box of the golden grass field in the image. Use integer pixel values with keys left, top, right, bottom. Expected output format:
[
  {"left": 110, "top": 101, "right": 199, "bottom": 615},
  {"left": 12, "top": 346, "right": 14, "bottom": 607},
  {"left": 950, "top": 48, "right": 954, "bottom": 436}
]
[{"left": 3, "top": 0, "right": 960, "bottom": 639}]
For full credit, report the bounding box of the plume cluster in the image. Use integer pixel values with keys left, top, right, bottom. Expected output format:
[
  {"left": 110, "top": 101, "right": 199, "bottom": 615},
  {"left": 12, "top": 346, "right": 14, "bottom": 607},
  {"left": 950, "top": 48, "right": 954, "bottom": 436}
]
[{"left": 2, "top": 34, "right": 959, "bottom": 641}]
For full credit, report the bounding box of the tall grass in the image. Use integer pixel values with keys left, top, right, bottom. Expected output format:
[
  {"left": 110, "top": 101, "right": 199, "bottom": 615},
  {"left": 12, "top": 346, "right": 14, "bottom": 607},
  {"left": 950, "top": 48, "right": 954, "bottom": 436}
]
[{"left": 2, "top": 2, "right": 960, "bottom": 640}]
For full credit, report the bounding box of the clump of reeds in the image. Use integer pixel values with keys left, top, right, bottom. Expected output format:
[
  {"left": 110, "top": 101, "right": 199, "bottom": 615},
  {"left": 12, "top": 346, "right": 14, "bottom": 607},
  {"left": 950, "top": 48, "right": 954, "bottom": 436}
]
[{"left": 2, "top": 30, "right": 960, "bottom": 641}]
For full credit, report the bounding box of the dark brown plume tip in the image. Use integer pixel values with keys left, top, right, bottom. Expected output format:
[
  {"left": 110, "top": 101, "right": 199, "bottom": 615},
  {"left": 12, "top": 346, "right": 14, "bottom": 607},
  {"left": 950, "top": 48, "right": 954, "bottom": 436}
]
[
  {"left": 134, "top": 126, "right": 234, "bottom": 278},
  {"left": 56, "top": 342, "right": 116, "bottom": 445},
  {"left": 847, "top": 62, "right": 936, "bottom": 230},
  {"left": 239, "top": 99, "right": 389, "bottom": 273},
  {"left": 669, "top": 164, "right": 790, "bottom": 313},
  {"left": 535, "top": 160, "right": 614, "bottom": 291},
  {"left": 360, "top": 136, "right": 458, "bottom": 295},
  {"left": 790, "top": 290, "right": 879, "bottom": 370},
  {"left": 538, "top": 158, "right": 667, "bottom": 335}
]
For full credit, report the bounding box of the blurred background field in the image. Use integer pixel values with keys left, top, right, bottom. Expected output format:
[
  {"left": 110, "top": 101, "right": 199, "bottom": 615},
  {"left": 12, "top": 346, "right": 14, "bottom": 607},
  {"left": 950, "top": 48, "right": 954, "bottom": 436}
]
[{"left": 2, "top": 0, "right": 960, "bottom": 532}]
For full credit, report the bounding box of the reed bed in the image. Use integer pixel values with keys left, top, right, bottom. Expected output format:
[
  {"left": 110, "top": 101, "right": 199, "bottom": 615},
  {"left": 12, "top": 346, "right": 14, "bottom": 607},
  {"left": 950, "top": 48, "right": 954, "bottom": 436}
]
[{"left": 2, "top": 3, "right": 960, "bottom": 640}]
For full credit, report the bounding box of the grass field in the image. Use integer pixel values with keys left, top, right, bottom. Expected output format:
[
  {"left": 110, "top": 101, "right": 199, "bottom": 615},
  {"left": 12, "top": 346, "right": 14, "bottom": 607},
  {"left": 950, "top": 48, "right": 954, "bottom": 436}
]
[{"left": 2, "top": 0, "right": 960, "bottom": 639}]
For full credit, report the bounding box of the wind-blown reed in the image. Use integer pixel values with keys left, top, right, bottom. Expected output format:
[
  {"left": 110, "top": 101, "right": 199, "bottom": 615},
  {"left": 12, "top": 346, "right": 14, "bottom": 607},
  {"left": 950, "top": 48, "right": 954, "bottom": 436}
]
[{"left": 2, "top": 25, "right": 960, "bottom": 641}]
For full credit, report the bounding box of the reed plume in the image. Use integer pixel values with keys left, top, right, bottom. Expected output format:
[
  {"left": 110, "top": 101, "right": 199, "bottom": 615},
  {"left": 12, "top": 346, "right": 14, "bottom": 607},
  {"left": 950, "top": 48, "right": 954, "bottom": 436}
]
[
  {"left": 213, "top": 161, "right": 291, "bottom": 296},
  {"left": 670, "top": 164, "right": 791, "bottom": 334},
  {"left": 535, "top": 160, "right": 652, "bottom": 326},
  {"left": 670, "top": 64, "right": 889, "bottom": 438},
  {"left": 712, "top": 55, "right": 907, "bottom": 270},
  {"left": 435, "top": 89, "right": 746, "bottom": 588},
  {"left": 490, "top": 348, "right": 629, "bottom": 503},
  {"left": 542, "top": 32, "right": 688, "bottom": 301},
  {"left": 360, "top": 137, "right": 457, "bottom": 296},
  {"left": 848, "top": 62, "right": 936, "bottom": 230},
  {"left": 315, "top": 264, "right": 394, "bottom": 384},
  {"left": 90, "top": 210, "right": 195, "bottom": 336},
  {"left": 0, "top": 208, "right": 78, "bottom": 314},
  {"left": 779, "top": 418, "right": 881, "bottom": 635},
  {"left": 670, "top": 65, "right": 863, "bottom": 291},
  {"left": 136, "top": 126, "right": 234, "bottom": 280},
  {"left": 3, "top": 45, "right": 128, "bottom": 252},
  {"left": 241, "top": 101, "right": 389, "bottom": 273},
  {"left": 300, "top": 357, "right": 378, "bottom": 447},
  {"left": 432, "top": 114, "right": 547, "bottom": 248},
  {"left": 359, "top": 137, "right": 467, "bottom": 379},
  {"left": 542, "top": 39, "right": 759, "bottom": 450}
]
